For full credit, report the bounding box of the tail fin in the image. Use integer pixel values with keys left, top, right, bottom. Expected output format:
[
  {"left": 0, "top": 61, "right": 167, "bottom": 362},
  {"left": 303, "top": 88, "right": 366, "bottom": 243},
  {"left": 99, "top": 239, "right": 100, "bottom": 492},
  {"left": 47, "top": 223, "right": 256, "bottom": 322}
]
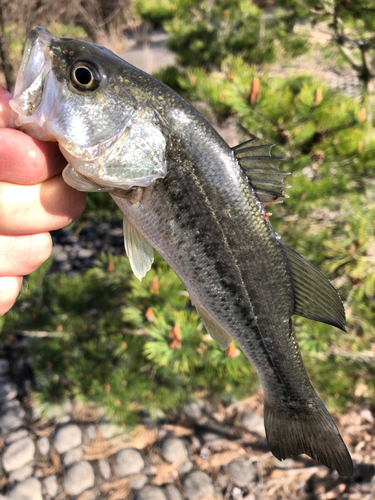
[{"left": 264, "top": 395, "right": 353, "bottom": 476}]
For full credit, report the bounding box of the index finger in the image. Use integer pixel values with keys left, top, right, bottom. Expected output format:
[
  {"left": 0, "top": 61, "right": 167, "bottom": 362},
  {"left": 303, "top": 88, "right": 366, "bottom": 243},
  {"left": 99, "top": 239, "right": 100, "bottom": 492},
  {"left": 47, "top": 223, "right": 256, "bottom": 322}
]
[{"left": 0, "top": 85, "right": 67, "bottom": 184}]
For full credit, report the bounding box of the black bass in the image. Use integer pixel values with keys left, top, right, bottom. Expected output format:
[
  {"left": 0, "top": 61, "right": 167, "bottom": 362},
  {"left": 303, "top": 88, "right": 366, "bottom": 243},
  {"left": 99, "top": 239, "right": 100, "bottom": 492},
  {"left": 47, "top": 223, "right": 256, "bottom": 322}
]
[{"left": 10, "top": 27, "right": 353, "bottom": 476}]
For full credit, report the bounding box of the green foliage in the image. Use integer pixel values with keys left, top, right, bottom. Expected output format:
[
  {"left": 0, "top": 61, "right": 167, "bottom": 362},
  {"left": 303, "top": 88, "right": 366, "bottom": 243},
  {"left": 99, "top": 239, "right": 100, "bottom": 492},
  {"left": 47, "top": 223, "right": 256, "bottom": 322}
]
[
  {"left": 134, "top": 0, "right": 175, "bottom": 27},
  {"left": 135, "top": 0, "right": 309, "bottom": 70}
]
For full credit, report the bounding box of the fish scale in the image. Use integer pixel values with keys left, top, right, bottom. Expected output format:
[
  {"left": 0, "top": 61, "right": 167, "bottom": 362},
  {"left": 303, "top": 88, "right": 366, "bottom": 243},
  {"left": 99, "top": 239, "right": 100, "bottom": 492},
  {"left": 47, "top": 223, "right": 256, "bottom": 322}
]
[{"left": 10, "top": 26, "right": 353, "bottom": 476}]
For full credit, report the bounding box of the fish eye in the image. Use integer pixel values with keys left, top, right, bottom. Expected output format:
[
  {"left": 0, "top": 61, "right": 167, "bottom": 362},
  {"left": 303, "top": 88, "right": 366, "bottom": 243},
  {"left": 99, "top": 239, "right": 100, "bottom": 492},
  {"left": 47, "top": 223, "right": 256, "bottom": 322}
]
[{"left": 70, "top": 60, "right": 101, "bottom": 91}]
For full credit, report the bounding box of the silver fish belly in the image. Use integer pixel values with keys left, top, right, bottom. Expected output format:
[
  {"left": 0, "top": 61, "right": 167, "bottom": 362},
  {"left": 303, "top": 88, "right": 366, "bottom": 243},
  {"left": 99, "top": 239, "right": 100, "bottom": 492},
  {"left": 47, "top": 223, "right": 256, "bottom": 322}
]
[{"left": 10, "top": 27, "right": 353, "bottom": 476}]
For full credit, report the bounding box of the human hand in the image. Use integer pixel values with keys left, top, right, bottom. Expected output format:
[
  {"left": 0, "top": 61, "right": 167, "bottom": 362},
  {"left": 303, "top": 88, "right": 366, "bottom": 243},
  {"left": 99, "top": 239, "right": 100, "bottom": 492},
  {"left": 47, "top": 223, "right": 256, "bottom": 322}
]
[{"left": 0, "top": 85, "right": 86, "bottom": 316}]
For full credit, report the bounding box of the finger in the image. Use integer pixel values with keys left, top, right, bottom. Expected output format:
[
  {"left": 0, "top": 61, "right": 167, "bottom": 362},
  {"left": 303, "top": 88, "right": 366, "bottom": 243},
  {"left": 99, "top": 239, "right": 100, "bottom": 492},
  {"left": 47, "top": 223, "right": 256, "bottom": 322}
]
[
  {"left": 0, "top": 175, "right": 86, "bottom": 234},
  {"left": 0, "top": 85, "right": 12, "bottom": 128},
  {"left": 0, "top": 233, "right": 52, "bottom": 276},
  {"left": 0, "top": 128, "right": 67, "bottom": 184},
  {"left": 0, "top": 276, "right": 23, "bottom": 316}
]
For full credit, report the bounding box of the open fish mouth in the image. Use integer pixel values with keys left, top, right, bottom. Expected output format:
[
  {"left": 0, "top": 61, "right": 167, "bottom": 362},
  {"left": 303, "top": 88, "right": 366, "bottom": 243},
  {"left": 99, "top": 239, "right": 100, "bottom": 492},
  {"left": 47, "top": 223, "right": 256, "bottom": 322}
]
[{"left": 10, "top": 27, "right": 61, "bottom": 140}]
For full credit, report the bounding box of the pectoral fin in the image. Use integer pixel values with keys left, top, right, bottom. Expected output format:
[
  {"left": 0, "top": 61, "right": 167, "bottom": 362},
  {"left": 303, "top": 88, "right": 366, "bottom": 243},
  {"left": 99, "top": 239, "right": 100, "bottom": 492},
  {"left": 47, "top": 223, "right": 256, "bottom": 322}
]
[
  {"left": 280, "top": 241, "right": 346, "bottom": 331},
  {"left": 196, "top": 307, "right": 233, "bottom": 349},
  {"left": 123, "top": 218, "right": 154, "bottom": 280},
  {"left": 62, "top": 165, "right": 112, "bottom": 192}
]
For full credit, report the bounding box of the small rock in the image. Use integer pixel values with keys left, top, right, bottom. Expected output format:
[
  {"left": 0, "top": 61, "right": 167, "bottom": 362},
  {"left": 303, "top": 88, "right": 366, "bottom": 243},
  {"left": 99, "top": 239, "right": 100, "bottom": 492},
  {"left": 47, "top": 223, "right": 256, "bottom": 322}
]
[
  {"left": 179, "top": 460, "right": 194, "bottom": 474},
  {"left": 63, "top": 447, "right": 83, "bottom": 466},
  {"left": 84, "top": 424, "right": 97, "bottom": 442},
  {"left": 9, "top": 464, "right": 33, "bottom": 481},
  {"left": 43, "top": 475, "right": 59, "bottom": 498},
  {"left": 165, "top": 484, "right": 183, "bottom": 500},
  {"left": 0, "top": 358, "right": 9, "bottom": 375},
  {"left": 31, "top": 404, "right": 43, "bottom": 422},
  {"left": 98, "top": 459, "right": 112, "bottom": 481},
  {"left": 78, "top": 248, "right": 95, "bottom": 259},
  {"left": 0, "top": 379, "right": 18, "bottom": 403},
  {"left": 3, "top": 437, "right": 35, "bottom": 472},
  {"left": 6, "top": 429, "right": 28, "bottom": 444},
  {"left": 200, "top": 428, "right": 224, "bottom": 445},
  {"left": 241, "top": 410, "right": 265, "bottom": 435},
  {"left": 53, "top": 250, "right": 68, "bottom": 262},
  {"left": 190, "top": 436, "right": 201, "bottom": 452},
  {"left": 135, "top": 485, "right": 167, "bottom": 500},
  {"left": 226, "top": 459, "right": 258, "bottom": 487},
  {"left": 161, "top": 437, "right": 188, "bottom": 464},
  {"left": 7, "top": 477, "right": 42, "bottom": 500},
  {"left": 0, "top": 402, "right": 26, "bottom": 432},
  {"left": 183, "top": 471, "right": 215, "bottom": 500},
  {"left": 64, "top": 460, "right": 95, "bottom": 496},
  {"left": 272, "top": 457, "right": 295, "bottom": 469},
  {"left": 115, "top": 448, "right": 144, "bottom": 477},
  {"left": 98, "top": 420, "right": 122, "bottom": 439},
  {"left": 129, "top": 474, "right": 148, "bottom": 490},
  {"left": 37, "top": 437, "right": 50, "bottom": 456},
  {"left": 184, "top": 402, "right": 202, "bottom": 420},
  {"left": 54, "top": 424, "right": 82, "bottom": 454}
]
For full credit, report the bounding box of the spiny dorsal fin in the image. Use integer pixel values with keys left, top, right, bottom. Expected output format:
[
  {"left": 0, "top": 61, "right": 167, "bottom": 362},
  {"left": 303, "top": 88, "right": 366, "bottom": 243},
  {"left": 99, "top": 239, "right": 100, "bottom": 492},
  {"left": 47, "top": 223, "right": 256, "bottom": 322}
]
[
  {"left": 233, "top": 139, "right": 290, "bottom": 205},
  {"left": 280, "top": 240, "right": 346, "bottom": 332}
]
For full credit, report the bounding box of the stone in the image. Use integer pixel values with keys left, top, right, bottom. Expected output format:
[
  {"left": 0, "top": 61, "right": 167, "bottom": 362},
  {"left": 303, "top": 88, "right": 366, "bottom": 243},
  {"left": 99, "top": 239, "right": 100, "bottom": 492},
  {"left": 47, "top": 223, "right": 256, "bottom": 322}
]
[
  {"left": 54, "top": 424, "right": 82, "bottom": 454},
  {"left": 226, "top": 459, "right": 258, "bottom": 487},
  {"left": 0, "top": 379, "right": 18, "bottom": 403},
  {"left": 135, "top": 485, "right": 167, "bottom": 500},
  {"left": 200, "top": 428, "right": 224, "bottom": 444},
  {"left": 98, "top": 460, "right": 112, "bottom": 481},
  {"left": 0, "top": 358, "right": 9, "bottom": 376},
  {"left": 43, "top": 475, "right": 59, "bottom": 498},
  {"left": 53, "top": 250, "right": 68, "bottom": 262},
  {"left": 179, "top": 460, "right": 194, "bottom": 474},
  {"left": 7, "top": 477, "right": 42, "bottom": 500},
  {"left": 3, "top": 437, "right": 35, "bottom": 472},
  {"left": 184, "top": 402, "right": 202, "bottom": 420},
  {"left": 64, "top": 461, "right": 95, "bottom": 496},
  {"left": 241, "top": 410, "right": 265, "bottom": 435},
  {"left": 161, "top": 437, "right": 188, "bottom": 464},
  {"left": 129, "top": 474, "right": 148, "bottom": 490},
  {"left": 0, "top": 402, "right": 26, "bottom": 432},
  {"left": 166, "top": 484, "right": 183, "bottom": 500},
  {"left": 183, "top": 471, "right": 215, "bottom": 500},
  {"left": 9, "top": 464, "right": 33, "bottom": 481},
  {"left": 272, "top": 456, "right": 295, "bottom": 469},
  {"left": 115, "top": 448, "right": 144, "bottom": 477},
  {"left": 6, "top": 429, "right": 28, "bottom": 444},
  {"left": 98, "top": 420, "right": 122, "bottom": 439},
  {"left": 84, "top": 424, "right": 97, "bottom": 442},
  {"left": 37, "top": 437, "right": 50, "bottom": 456},
  {"left": 78, "top": 248, "right": 95, "bottom": 259},
  {"left": 63, "top": 447, "right": 83, "bottom": 466}
]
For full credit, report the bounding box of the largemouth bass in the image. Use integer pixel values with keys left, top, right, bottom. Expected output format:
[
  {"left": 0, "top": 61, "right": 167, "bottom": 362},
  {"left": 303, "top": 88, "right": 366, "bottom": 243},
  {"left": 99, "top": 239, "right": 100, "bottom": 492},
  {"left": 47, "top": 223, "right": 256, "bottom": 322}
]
[{"left": 10, "top": 27, "right": 353, "bottom": 476}]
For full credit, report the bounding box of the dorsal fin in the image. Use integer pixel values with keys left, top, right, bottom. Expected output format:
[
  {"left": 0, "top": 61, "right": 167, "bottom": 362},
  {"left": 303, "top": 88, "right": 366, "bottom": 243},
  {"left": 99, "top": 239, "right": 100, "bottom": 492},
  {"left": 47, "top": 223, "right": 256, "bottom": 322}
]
[
  {"left": 233, "top": 139, "right": 290, "bottom": 205},
  {"left": 280, "top": 241, "right": 346, "bottom": 332}
]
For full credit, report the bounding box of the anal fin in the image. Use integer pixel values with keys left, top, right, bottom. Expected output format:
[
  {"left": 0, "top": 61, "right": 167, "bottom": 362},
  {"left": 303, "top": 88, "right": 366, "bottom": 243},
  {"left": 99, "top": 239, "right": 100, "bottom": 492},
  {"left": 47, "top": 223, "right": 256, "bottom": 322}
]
[
  {"left": 196, "top": 307, "right": 233, "bottom": 349},
  {"left": 123, "top": 218, "right": 154, "bottom": 280},
  {"left": 280, "top": 241, "right": 346, "bottom": 331}
]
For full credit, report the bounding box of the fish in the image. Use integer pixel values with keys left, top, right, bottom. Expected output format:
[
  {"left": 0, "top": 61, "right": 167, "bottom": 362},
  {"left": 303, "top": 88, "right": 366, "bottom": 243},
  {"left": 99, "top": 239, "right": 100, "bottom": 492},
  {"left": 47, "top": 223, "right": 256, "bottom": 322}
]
[{"left": 10, "top": 27, "right": 353, "bottom": 476}]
